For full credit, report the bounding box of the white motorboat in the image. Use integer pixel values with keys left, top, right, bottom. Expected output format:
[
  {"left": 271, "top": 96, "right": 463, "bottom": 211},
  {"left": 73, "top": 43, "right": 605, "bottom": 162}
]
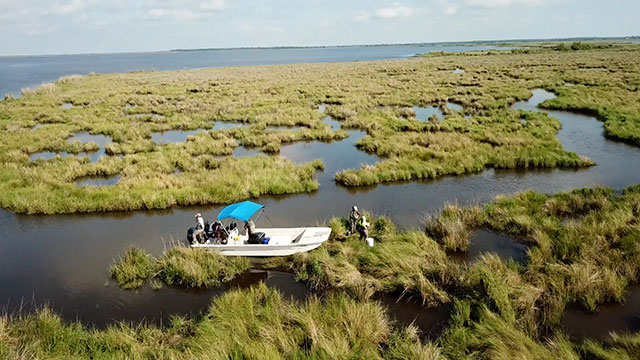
[{"left": 187, "top": 201, "right": 331, "bottom": 257}]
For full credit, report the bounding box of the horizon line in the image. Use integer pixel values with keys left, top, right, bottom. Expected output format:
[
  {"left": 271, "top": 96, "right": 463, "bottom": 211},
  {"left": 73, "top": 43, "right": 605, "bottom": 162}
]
[{"left": 2, "top": 35, "right": 638, "bottom": 58}]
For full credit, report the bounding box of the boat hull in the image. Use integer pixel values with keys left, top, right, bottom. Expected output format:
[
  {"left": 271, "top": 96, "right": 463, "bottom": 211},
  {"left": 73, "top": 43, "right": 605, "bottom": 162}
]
[{"left": 190, "top": 226, "right": 331, "bottom": 257}]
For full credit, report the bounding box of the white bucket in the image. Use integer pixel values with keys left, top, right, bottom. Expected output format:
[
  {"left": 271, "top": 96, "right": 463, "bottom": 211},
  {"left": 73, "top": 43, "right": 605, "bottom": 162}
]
[{"left": 366, "top": 237, "right": 374, "bottom": 247}]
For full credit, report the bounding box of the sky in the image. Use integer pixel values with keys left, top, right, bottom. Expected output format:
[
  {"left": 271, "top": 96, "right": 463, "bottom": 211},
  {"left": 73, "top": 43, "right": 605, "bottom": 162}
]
[{"left": 0, "top": 0, "right": 638, "bottom": 56}]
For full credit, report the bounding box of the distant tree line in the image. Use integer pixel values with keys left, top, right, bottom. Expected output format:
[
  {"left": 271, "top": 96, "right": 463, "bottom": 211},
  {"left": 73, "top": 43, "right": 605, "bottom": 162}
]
[{"left": 554, "top": 41, "right": 615, "bottom": 51}]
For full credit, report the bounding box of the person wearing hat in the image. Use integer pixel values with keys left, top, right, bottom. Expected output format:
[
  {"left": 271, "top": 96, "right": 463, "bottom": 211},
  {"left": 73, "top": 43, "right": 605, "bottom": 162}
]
[
  {"left": 349, "top": 206, "right": 361, "bottom": 235},
  {"left": 193, "top": 213, "right": 205, "bottom": 243}
]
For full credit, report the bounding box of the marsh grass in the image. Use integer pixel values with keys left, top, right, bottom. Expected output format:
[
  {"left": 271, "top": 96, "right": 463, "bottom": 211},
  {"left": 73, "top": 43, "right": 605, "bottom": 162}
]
[
  {"left": 110, "top": 245, "right": 250, "bottom": 289},
  {"left": 0, "top": 285, "right": 442, "bottom": 359},
  {"left": 109, "top": 245, "right": 153, "bottom": 289},
  {"left": 13, "top": 184, "right": 640, "bottom": 358},
  {"left": 2, "top": 46, "right": 639, "bottom": 213},
  {"left": 292, "top": 215, "right": 456, "bottom": 305},
  {"left": 424, "top": 204, "right": 485, "bottom": 251},
  {"left": 3, "top": 285, "right": 639, "bottom": 359},
  {"left": 155, "top": 246, "right": 250, "bottom": 287},
  {"left": 286, "top": 185, "right": 640, "bottom": 355}
]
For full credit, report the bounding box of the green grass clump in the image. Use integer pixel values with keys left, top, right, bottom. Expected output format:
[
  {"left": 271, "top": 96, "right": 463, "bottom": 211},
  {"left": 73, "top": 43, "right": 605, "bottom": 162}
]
[
  {"left": 424, "top": 204, "right": 485, "bottom": 251},
  {"left": 440, "top": 302, "right": 580, "bottom": 359},
  {"left": 109, "top": 245, "right": 153, "bottom": 289},
  {"left": 155, "top": 246, "right": 250, "bottom": 287},
  {"left": 292, "top": 215, "right": 457, "bottom": 305},
  {"left": 110, "top": 245, "right": 250, "bottom": 289}
]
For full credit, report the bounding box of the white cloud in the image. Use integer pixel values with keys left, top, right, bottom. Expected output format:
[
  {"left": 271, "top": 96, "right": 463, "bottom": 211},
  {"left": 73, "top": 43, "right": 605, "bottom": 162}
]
[
  {"left": 142, "top": 8, "right": 210, "bottom": 21},
  {"left": 444, "top": 5, "right": 459, "bottom": 15},
  {"left": 140, "top": 0, "right": 227, "bottom": 21},
  {"left": 144, "top": 8, "right": 170, "bottom": 19},
  {"left": 235, "top": 22, "right": 283, "bottom": 35},
  {"left": 375, "top": 3, "right": 413, "bottom": 19},
  {"left": 200, "top": 0, "right": 226, "bottom": 11},
  {"left": 352, "top": 10, "right": 371, "bottom": 22},
  {"left": 465, "top": 0, "right": 550, "bottom": 8},
  {"left": 49, "top": 0, "right": 96, "bottom": 16}
]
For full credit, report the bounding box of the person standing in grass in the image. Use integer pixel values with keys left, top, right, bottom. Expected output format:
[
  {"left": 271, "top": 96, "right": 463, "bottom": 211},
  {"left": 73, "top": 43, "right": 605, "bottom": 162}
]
[
  {"left": 349, "top": 206, "right": 361, "bottom": 235},
  {"left": 358, "top": 216, "right": 370, "bottom": 241}
]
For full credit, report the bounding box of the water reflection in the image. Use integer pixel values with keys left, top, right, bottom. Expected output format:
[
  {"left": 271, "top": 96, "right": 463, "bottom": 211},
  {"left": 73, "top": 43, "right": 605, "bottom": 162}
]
[
  {"left": 563, "top": 286, "right": 640, "bottom": 340},
  {"left": 322, "top": 115, "right": 341, "bottom": 130},
  {"left": 213, "top": 121, "right": 247, "bottom": 130},
  {"left": 446, "top": 102, "right": 463, "bottom": 112},
  {"left": 413, "top": 106, "right": 443, "bottom": 122},
  {"left": 448, "top": 229, "right": 528, "bottom": 264},
  {"left": 232, "top": 146, "right": 264, "bottom": 158},
  {"left": 376, "top": 294, "right": 453, "bottom": 340},
  {"left": 151, "top": 129, "right": 203, "bottom": 144}
]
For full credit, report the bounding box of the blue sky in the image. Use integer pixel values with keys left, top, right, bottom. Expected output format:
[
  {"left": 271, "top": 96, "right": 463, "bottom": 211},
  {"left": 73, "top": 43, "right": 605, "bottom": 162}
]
[{"left": 0, "top": 0, "right": 637, "bottom": 56}]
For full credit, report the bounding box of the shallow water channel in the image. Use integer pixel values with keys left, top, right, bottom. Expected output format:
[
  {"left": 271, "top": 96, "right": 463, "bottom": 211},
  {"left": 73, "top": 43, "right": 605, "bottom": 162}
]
[
  {"left": 448, "top": 229, "right": 528, "bottom": 265},
  {"left": 30, "top": 131, "right": 112, "bottom": 163},
  {"left": 3, "top": 89, "right": 640, "bottom": 337}
]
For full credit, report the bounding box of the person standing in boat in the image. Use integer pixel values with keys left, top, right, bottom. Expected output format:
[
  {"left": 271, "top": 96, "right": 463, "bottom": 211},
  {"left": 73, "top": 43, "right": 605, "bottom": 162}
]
[
  {"left": 194, "top": 213, "right": 205, "bottom": 243},
  {"left": 244, "top": 218, "right": 256, "bottom": 236},
  {"left": 349, "top": 206, "right": 361, "bottom": 235}
]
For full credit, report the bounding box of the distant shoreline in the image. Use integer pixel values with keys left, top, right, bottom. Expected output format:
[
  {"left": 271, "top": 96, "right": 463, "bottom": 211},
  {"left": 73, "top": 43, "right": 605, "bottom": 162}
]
[{"left": 1, "top": 35, "right": 637, "bottom": 58}]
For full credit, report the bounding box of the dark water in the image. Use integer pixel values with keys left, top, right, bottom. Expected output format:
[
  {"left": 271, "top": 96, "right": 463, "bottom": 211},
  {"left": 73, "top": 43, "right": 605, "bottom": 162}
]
[
  {"left": 448, "top": 229, "right": 528, "bottom": 264},
  {"left": 562, "top": 286, "right": 640, "bottom": 340},
  {"left": 0, "top": 43, "right": 506, "bottom": 98},
  {"left": 2, "top": 88, "right": 640, "bottom": 335},
  {"left": 277, "top": 114, "right": 377, "bottom": 184},
  {"left": 376, "top": 294, "right": 453, "bottom": 340}
]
